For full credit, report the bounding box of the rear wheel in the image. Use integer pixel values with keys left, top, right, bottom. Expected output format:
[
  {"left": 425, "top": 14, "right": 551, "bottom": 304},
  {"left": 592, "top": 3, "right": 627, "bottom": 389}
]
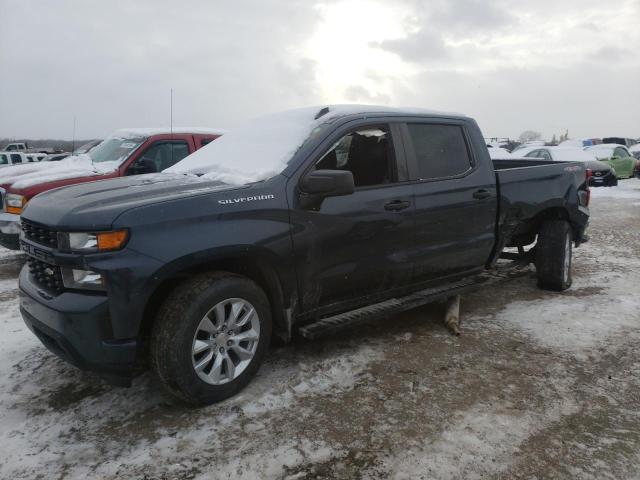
[
  {"left": 150, "top": 272, "right": 272, "bottom": 405},
  {"left": 535, "top": 220, "right": 573, "bottom": 291}
]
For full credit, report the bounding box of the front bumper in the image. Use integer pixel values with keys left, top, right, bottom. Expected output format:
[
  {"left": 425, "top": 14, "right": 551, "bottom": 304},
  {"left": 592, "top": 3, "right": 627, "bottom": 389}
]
[
  {"left": 0, "top": 212, "right": 21, "bottom": 249},
  {"left": 19, "top": 266, "right": 137, "bottom": 385},
  {"left": 589, "top": 172, "right": 617, "bottom": 187}
]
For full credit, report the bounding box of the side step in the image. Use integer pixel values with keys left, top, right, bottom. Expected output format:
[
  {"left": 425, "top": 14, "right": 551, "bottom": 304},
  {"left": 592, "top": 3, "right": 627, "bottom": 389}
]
[{"left": 298, "top": 275, "right": 495, "bottom": 340}]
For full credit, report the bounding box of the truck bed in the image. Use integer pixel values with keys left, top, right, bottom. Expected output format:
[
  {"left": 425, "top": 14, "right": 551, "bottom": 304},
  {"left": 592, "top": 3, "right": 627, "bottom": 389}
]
[{"left": 491, "top": 158, "right": 589, "bottom": 258}]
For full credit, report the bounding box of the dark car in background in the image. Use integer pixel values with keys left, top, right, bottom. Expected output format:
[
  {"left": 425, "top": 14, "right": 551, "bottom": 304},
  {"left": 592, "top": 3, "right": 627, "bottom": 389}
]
[{"left": 602, "top": 137, "right": 638, "bottom": 148}]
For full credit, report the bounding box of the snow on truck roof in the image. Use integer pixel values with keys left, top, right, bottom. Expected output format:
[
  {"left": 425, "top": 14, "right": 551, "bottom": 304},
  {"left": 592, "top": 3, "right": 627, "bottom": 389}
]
[
  {"left": 167, "top": 105, "right": 465, "bottom": 185},
  {"left": 113, "top": 127, "right": 226, "bottom": 138}
]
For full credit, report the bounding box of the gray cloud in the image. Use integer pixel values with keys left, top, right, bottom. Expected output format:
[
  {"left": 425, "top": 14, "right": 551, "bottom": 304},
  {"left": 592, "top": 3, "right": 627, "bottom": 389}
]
[
  {"left": 425, "top": 0, "right": 513, "bottom": 32},
  {"left": 588, "top": 46, "right": 633, "bottom": 62},
  {"left": 0, "top": 0, "right": 639, "bottom": 142},
  {"left": 0, "top": 0, "right": 323, "bottom": 138},
  {"left": 373, "top": 29, "right": 449, "bottom": 62}
]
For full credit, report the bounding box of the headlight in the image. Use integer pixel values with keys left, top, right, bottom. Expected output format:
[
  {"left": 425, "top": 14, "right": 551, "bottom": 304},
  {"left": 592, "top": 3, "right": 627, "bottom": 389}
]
[
  {"left": 58, "top": 230, "right": 128, "bottom": 252},
  {"left": 68, "top": 232, "right": 98, "bottom": 250},
  {"left": 6, "top": 193, "right": 26, "bottom": 214},
  {"left": 61, "top": 268, "right": 104, "bottom": 290}
]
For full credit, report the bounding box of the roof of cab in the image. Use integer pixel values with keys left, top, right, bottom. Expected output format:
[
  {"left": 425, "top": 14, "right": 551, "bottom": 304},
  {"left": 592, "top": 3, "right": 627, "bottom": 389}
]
[
  {"left": 112, "top": 127, "right": 227, "bottom": 138},
  {"left": 311, "top": 104, "right": 466, "bottom": 122}
]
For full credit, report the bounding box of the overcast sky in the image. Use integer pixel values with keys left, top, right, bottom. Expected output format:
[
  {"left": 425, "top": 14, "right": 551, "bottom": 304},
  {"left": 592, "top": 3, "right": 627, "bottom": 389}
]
[{"left": 1, "top": 0, "right": 638, "bottom": 141}]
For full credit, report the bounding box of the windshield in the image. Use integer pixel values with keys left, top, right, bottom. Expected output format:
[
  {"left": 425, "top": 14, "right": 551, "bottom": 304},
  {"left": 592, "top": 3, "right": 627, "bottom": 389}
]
[
  {"left": 0, "top": 154, "right": 8, "bottom": 165},
  {"left": 88, "top": 136, "right": 145, "bottom": 164}
]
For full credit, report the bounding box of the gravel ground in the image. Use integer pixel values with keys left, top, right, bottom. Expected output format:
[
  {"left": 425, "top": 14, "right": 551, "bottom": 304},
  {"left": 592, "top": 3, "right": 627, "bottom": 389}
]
[{"left": 0, "top": 180, "right": 639, "bottom": 480}]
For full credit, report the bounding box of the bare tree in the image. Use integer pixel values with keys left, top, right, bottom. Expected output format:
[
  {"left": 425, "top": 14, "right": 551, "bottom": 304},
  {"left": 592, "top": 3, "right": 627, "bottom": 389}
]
[{"left": 518, "top": 130, "right": 542, "bottom": 143}]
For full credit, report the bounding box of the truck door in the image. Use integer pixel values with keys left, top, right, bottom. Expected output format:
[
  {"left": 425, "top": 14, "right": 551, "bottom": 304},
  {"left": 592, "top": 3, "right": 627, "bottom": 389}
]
[
  {"left": 291, "top": 123, "right": 414, "bottom": 313},
  {"left": 403, "top": 121, "right": 497, "bottom": 282}
]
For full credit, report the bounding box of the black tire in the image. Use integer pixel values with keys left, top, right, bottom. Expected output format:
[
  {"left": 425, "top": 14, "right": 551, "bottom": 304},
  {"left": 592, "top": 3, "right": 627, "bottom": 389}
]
[
  {"left": 150, "top": 271, "right": 272, "bottom": 405},
  {"left": 535, "top": 220, "right": 573, "bottom": 291}
]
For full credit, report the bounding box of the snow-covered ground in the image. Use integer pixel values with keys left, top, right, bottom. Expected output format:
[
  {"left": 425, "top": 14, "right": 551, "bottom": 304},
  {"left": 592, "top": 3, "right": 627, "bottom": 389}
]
[{"left": 0, "top": 179, "right": 638, "bottom": 479}]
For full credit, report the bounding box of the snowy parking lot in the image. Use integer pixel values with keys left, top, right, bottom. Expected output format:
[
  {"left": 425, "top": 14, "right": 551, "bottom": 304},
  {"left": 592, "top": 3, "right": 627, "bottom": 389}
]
[{"left": 0, "top": 180, "right": 639, "bottom": 479}]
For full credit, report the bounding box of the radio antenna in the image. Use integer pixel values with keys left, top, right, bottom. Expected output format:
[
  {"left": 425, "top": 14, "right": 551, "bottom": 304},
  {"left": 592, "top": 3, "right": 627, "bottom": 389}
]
[
  {"left": 72, "top": 115, "right": 77, "bottom": 154},
  {"left": 170, "top": 88, "right": 174, "bottom": 164}
]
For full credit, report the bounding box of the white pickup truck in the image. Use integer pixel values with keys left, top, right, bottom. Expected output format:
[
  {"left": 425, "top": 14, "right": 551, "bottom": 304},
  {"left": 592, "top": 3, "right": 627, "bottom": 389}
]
[
  {"left": 3, "top": 142, "right": 27, "bottom": 152},
  {"left": 0, "top": 152, "right": 46, "bottom": 167}
]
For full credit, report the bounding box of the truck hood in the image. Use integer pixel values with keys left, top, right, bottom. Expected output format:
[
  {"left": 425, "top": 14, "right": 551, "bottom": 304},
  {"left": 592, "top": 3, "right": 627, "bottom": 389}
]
[
  {"left": 22, "top": 173, "right": 241, "bottom": 230},
  {"left": 0, "top": 154, "right": 114, "bottom": 194}
]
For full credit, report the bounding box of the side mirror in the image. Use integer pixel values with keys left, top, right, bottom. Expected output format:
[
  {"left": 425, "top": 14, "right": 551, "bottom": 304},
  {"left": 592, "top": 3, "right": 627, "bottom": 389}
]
[
  {"left": 299, "top": 169, "right": 355, "bottom": 210},
  {"left": 300, "top": 169, "right": 355, "bottom": 196},
  {"left": 610, "top": 156, "right": 619, "bottom": 160}
]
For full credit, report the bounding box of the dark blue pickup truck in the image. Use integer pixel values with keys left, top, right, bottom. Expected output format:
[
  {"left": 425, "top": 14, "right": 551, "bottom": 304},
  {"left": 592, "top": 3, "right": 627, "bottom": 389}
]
[{"left": 18, "top": 106, "right": 590, "bottom": 405}]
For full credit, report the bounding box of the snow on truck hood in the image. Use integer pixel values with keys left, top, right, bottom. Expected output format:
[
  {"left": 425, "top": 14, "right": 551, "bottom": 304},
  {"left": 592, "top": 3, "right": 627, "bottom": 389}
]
[
  {"left": 166, "top": 105, "right": 462, "bottom": 185},
  {"left": 0, "top": 154, "right": 116, "bottom": 190}
]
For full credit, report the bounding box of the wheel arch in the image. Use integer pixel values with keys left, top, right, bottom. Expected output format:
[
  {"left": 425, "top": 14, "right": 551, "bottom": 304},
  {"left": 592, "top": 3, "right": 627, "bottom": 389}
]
[{"left": 137, "top": 247, "right": 294, "bottom": 358}]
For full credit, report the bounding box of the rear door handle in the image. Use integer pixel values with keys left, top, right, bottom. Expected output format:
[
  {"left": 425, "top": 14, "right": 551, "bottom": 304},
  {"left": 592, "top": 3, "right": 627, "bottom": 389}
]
[
  {"left": 473, "top": 189, "right": 493, "bottom": 200},
  {"left": 384, "top": 200, "right": 411, "bottom": 211}
]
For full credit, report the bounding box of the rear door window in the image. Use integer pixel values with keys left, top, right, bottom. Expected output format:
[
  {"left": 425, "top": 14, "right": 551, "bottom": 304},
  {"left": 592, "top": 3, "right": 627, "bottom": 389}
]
[
  {"left": 405, "top": 124, "right": 472, "bottom": 180},
  {"left": 10, "top": 154, "right": 22, "bottom": 164},
  {"left": 199, "top": 138, "right": 214, "bottom": 148}
]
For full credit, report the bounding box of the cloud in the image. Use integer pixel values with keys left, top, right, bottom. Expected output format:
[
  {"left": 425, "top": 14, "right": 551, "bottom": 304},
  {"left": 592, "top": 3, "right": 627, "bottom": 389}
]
[
  {"left": 343, "top": 85, "right": 391, "bottom": 104},
  {"left": 0, "top": 0, "right": 639, "bottom": 141},
  {"left": 588, "top": 46, "right": 633, "bottom": 62},
  {"left": 373, "top": 29, "right": 449, "bottom": 62},
  {"left": 0, "top": 0, "right": 323, "bottom": 138},
  {"left": 426, "top": 0, "right": 513, "bottom": 32}
]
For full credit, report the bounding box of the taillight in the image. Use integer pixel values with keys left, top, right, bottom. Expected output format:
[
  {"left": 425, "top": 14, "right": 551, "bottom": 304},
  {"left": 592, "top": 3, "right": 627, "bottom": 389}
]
[{"left": 583, "top": 168, "right": 591, "bottom": 206}]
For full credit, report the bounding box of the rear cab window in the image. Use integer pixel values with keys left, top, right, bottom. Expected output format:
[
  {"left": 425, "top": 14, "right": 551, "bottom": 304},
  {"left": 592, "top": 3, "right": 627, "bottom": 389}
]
[{"left": 403, "top": 123, "right": 472, "bottom": 180}]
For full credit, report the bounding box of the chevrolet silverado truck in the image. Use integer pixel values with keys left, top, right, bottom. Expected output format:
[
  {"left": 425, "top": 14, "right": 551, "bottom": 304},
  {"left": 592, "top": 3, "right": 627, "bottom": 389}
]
[
  {"left": 0, "top": 127, "right": 223, "bottom": 249},
  {"left": 18, "top": 106, "right": 590, "bottom": 405}
]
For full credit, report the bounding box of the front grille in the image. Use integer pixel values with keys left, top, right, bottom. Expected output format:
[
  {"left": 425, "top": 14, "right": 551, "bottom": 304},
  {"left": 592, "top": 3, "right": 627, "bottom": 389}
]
[
  {"left": 27, "top": 257, "right": 64, "bottom": 294},
  {"left": 21, "top": 220, "right": 58, "bottom": 248}
]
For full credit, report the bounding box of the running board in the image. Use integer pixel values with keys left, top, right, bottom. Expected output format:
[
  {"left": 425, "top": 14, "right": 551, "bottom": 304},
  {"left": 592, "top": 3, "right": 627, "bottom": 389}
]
[{"left": 298, "top": 275, "right": 492, "bottom": 340}]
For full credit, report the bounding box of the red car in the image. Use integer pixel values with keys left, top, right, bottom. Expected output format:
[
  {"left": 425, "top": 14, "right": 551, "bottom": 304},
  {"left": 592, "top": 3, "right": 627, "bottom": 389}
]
[{"left": 0, "top": 127, "right": 223, "bottom": 249}]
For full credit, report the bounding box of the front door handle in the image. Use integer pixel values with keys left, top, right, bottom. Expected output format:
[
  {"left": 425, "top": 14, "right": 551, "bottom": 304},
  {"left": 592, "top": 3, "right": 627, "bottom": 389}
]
[
  {"left": 473, "top": 189, "right": 493, "bottom": 200},
  {"left": 384, "top": 200, "right": 411, "bottom": 211}
]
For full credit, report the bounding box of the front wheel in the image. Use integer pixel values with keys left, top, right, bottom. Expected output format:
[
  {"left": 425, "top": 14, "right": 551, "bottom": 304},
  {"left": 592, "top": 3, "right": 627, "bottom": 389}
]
[
  {"left": 150, "top": 272, "right": 272, "bottom": 405},
  {"left": 535, "top": 220, "right": 573, "bottom": 291}
]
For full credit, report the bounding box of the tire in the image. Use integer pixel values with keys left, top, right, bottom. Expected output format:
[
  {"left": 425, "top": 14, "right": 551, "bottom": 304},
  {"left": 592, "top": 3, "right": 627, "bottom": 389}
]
[
  {"left": 150, "top": 271, "right": 272, "bottom": 405},
  {"left": 535, "top": 220, "right": 573, "bottom": 291}
]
